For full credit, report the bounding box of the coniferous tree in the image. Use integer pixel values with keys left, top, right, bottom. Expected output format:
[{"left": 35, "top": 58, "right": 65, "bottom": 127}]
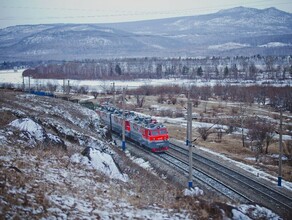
[
  {"left": 197, "top": 66, "right": 203, "bottom": 77},
  {"left": 115, "top": 64, "right": 122, "bottom": 75},
  {"left": 224, "top": 66, "right": 229, "bottom": 78}
]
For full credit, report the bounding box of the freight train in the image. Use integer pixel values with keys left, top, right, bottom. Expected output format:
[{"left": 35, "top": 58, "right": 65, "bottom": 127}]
[{"left": 96, "top": 105, "right": 169, "bottom": 152}]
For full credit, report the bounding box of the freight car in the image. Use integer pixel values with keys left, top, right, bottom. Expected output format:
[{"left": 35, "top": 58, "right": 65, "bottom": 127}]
[{"left": 96, "top": 105, "right": 169, "bottom": 152}]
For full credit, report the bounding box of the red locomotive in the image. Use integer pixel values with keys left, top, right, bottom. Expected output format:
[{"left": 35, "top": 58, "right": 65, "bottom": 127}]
[{"left": 96, "top": 105, "right": 169, "bottom": 152}]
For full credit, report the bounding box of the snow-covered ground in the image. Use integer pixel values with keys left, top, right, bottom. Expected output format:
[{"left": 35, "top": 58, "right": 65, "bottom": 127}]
[
  {"left": 1, "top": 69, "right": 292, "bottom": 92},
  {"left": 1, "top": 92, "right": 196, "bottom": 219},
  {"left": 200, "top": 145, "right": 292, "bottom": 191},
  {"left": 0, "top": 90, "right": 287, "bottom": 219}
]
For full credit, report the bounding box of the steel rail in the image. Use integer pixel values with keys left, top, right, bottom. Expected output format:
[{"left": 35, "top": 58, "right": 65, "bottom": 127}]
[
  {"left": 160, "top": 151, "right": 251, "bottom": 203},
  {"left": 169, "top": 142, "right": 292, "bottom": 218}
]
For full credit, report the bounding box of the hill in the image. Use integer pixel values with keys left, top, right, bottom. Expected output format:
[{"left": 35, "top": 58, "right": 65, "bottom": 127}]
[
  {"left": 0, "top": 90, "right": 220, "bottom": 219},
  {"left": 0, "top": 90, "right": 286, "bottom": 219},
  {"left": 0, "top": 7, "right": 291, "bottom": 61}
]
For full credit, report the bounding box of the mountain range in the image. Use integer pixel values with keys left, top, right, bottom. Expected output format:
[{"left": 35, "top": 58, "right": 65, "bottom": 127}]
[{"left": 0, "top": 6, "right": 291, "bottom": 61}]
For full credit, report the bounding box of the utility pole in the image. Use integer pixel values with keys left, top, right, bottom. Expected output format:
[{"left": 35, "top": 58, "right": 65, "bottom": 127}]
[
  {"left": 63, "top": 79, "right": 65, "bottom": 94},
  {"left": 121, "top": 88, "right": 126, "bottom": 151},
  {"left": 278, "top": 109, "right": 283, "bottom": 187},
  {"left": 28, "top": 76, "right": 31, "bottom": 92},
  {"left": 186, "top": 91, "right": 190, "bottom": 146},
  {"left": 112, "top": 82, "right": 115, "bottom": 106},
  {"left": 186, "top": 94, "right": 189, "bottom": 146},
  {"left": 22, "top": 75, "right": 25, "bottom": 91},
  {"left": 187, "top": 91, "right": 193, "bottom": 188},
  {"left": 67, "top": 80, "right": 70, "bottom": 94}
]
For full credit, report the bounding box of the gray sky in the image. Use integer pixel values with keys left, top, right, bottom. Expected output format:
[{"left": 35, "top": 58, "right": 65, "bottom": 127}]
[{"left": 1, "top": 0, "right": 291, "bottom": 28}]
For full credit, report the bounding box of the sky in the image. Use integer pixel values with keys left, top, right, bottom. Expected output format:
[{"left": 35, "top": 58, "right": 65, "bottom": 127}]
[{"left": 1, "top": 0, "right": 292, "bottom": 29}]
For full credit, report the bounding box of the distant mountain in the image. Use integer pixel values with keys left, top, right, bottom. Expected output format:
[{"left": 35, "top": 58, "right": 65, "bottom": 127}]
[{"left": 0, "top": 7, "right": 291, "bottom": 61}]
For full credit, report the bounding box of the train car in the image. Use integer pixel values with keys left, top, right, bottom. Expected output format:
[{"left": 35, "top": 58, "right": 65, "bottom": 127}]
[
  {"left": 111, "top": 110, "right": 134, "bottom": 138},
  {"left": 96, "top": 105, "right": 169, "bottom": 153},
  {"left": 129, "top": 116, "right": 169, "bottom": 152},
  {"left": 96, "top": 105, "right": 113, "bottom": 126}
]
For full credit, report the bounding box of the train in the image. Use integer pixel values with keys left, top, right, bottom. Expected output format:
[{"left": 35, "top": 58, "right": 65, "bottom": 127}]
[{"left": 96, "top": 105, "right": 169, "bottom": 152}]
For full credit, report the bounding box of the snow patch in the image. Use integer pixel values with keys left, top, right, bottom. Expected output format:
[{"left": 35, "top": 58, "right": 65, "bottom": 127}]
[
  {"left": 126, "top": 150, "right": 155, "bottom": 174},
  {"left": 198, "top": 146, "right": 292, "bottom": 191},
  {"left": 234, "top": 204, "right": 282, "bottom": 220},
  {"left": 208, "top": 42, "right": 250, "bottom": 51},
  {"left": 183, "top": 187, "right": 204, "bottom": 197},
  {"left": 259, "top": 42, "right": 291, "bottom": 48},
  {"left": 9, "top": 118, "right": 46, "bottom": 141},
  {"left": 71, "top": 148, "right": 127, "bottom": 182}
]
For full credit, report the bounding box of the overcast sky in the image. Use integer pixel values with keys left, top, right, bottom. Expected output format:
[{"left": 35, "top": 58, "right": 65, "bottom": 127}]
[{"left": 1, "top": 0, "right": 291, "bottom": 28}]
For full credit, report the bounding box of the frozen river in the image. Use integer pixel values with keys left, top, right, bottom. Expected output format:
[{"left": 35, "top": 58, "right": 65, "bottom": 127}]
[
  {"left": 1, "top": 69, "right": 291, "bottom": 92},
  {"left": 0, "top": 69, "right": 210, "bottom": 91}
]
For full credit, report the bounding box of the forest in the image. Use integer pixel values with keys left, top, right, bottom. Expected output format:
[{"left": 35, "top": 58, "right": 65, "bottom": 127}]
[{"left": 21, "top": 55, "right": 292, "bottom": 81}]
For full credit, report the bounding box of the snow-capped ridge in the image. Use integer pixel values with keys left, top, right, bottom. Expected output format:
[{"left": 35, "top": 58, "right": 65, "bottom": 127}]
[
  {"left": 217, "top": 6, "right": 259, "bottom": 14},
  {"left": 1, "top": 6, "right": 291, "bottom": 59}
]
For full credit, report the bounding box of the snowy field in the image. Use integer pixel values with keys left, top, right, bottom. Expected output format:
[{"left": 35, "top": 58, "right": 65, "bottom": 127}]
[{"left": 1, "top": 69, "right": 292, "bottom": 92}]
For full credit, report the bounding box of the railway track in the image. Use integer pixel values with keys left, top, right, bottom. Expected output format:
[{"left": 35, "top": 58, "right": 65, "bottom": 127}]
[
  {"left": 158, "top": 151, "right": 251, "bottom": 203},
  {"left": 169, "top": 142, "right": 292, "bottom": 218},
  {"left": 112, "top": 132, "right": 291, "bottom": 218},
  {"left": 113, "top": 134, "right": 250, "bottom": 202}
]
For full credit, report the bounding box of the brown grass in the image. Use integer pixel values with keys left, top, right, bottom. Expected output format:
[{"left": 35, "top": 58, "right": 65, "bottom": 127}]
[{"left": 132, "top": 95, "right": 292, "bottom": 182}]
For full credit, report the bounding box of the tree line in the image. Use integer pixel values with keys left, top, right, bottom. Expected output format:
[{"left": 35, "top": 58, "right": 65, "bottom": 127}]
[
  {"left": 22, "top": 55, "right": 292, "bottom": 81},
  {"left": 129, "top": 84, "right": 292, "bottom": 112}
]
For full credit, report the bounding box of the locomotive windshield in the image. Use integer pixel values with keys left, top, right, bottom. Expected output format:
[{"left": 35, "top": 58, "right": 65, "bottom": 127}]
[
  {"left": 150, "top": 130, "right": 159, "bottom": 136},
  {"left": 149, "top": 129, "right": 168, "bottom": 136},
  {"left": 160, "top": 129, "right": 168, "bottom": 134}
]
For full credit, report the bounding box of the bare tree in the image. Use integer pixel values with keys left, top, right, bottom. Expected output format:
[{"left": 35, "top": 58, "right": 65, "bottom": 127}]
[
  {"left": 198, "top": 127, "right": 212, "bottom": 141},
  {"left": 135, "top": 95, "right": 145, "bottom": 108},
  {"left": 168, "top": 94, "right": 177, "bottom": 105},
  {"left": 157, "top": 94, "right": 166, "bottom": 104},
  {"left": 247, "top": 117, "right": 275, "bottom": 154},
  {"left": 284, "top": 140, "right": 292, "bottom": 164},
  {"left": 215, "top": 125, "right": 224, "bottom": 142},
  {"left": 179, "top": 99, "right": 186, "bottom": 107},
  {"left": 91, "top": 91, "right": 99, "bottom": 99},
  {"left": 46, "top": 82, "right": 57, "bottom": 93},
  {"left": 77, "top": 86, "right": 89, "bottom": 94},
  {"left": 238, "top": 104, "right": 248, "bottom": 148}
]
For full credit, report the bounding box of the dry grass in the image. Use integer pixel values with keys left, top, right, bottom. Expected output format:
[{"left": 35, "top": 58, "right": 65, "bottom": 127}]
[
  {"left": 1, "top": 90, "right": 290, "bottom": 218},
  {"left": 128, "top": 94, "right": 292, "bottom": 182},
  {"left": 1, "top": 90, "right": 236, "bottom": 219},
  {"left": 109, "top": 144, "right": 233, "bottom": 219},
  {"left": 0, "top": 141, "right": 230, "bottom": 219}
]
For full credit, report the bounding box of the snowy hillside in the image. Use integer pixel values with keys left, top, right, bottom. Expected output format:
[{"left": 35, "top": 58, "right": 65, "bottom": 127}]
[
  {"left": 0, "top": 91, "right": 194, "bottom": 219},
  {"left": 0, "top": 90, "right": 284, "bottom": 219},
  {"left": 0, "top": 7, "right": 291, "bottom": 60}
]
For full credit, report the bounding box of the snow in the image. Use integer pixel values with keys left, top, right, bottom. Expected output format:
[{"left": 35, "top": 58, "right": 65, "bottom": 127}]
[
  {"left": 9, "top": 118, "right": 46, "bottom": 141},
  {"left": 125, "top": 150, "right": 155, "bottom": 173},
  {"left": 70, "top": 149, "right": 127, "bottom": 182},
  {"left": 0, "top": 69, "right": 25, "bottom": 84},
  {"left": 196, "top": 146, "right": 292, "bottom": 191},
  {"left": 232, "top": 209, "right": 252, "bottom": 220},
  {"left": 208, "top": 42, "right": 250, "bottom": 51},
  {"left": 259, "top": 42, "right": 291, "bottom": 48},
  {"left": 3, "top": 109, "right": 193, "bottom": 219},
  {"left": 270, "top": 154, "right": 288, "bottom": 161},
  {"left": 88, "top": 148, "right": 127, "bottom": 181},
  {"left": 1, "top": 77, "right": 290, "bottom": 219},
  {"left": 183, "top": 187, "right": 204, "bottom": 197},
  {"left": 234, "top": 204, "right": 282, "bottom": 220},
  {"left": 2, "top": 69, "right": 292, "bottom": 92}
]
